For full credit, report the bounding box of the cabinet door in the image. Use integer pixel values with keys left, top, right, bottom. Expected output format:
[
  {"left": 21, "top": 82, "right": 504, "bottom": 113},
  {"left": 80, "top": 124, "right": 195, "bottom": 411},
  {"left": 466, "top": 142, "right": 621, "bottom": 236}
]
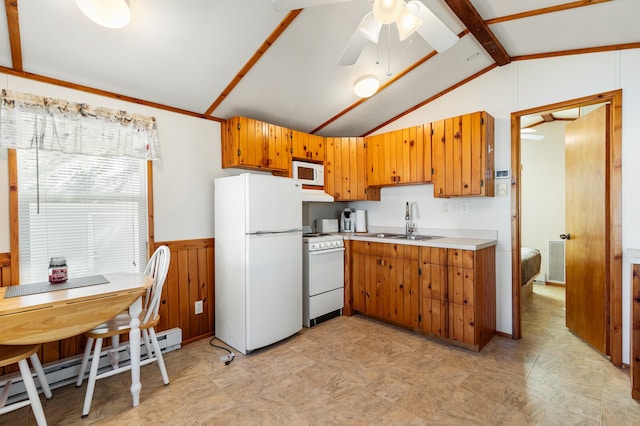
[
  {"left": 431, "top": 112, "right": 494, "bottom": 198},
  {"left": 221, "top": 117, "right": 288, "bottom": 173},
  {"left": 308, "top": 134, "right": 325, "bottom": 161},
  {"left": 325, "top": 137, "right": 379, "bottom": 201},
  {"left": 265, "top": 123, "right": 289, "bottom": 172},
  {"left": 448, "top": 264, "right": 475, "bottom": 346},
  {"left": 419, "top": 247, "right": 448, "bottom": 336},
  {"left": 365, "top": 126, "right": 430, "bottom": 187},
  {"left": 351, "top": 246, "right": 367, "bottom": 313},
  {"left": 398, "top": 245, "right": 419, "bottom": 329}
]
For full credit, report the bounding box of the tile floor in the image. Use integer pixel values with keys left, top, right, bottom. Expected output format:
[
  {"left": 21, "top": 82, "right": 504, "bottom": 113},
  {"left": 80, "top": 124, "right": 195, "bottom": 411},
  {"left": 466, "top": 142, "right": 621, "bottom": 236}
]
[{"left": 2, "top": 283, "right": 640, "bottom": 425}]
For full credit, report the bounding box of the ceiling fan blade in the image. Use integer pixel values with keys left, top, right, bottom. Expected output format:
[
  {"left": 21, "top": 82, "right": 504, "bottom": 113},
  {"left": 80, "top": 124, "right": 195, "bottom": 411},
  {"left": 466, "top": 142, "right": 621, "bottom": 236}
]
[
  {"left": 338, "top": 29, "right": 370, "bottom": 65},
  {"left": 273, "top": 0, "right": 354, "bottom": 12},
  {"left": 408, "top": 1, "right": 458, "bottom": 53},
  {"left": 521, "top": 134, "right": 545, "bottom": 140},
  {"left": 357, "top": 12, "right": 381, "bottom": 43}
]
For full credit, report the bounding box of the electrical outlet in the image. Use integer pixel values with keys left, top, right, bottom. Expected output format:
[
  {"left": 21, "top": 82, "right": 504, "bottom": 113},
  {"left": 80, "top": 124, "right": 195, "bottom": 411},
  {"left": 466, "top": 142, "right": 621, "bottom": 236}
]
[
  {"left": 194, "top": 300, "right": 203, "bottom": 315},
  {"left": 442, "top": 202, "right": 449, "bottom": 213},
  {"left": 461, "top": 202, "right": 469, "bottom": 214}
]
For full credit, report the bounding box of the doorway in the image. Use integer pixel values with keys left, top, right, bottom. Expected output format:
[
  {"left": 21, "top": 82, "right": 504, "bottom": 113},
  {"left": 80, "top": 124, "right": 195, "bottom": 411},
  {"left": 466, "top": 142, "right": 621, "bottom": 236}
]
[{"left": 510, "top": 90, "right": 623, "bottom": 367}]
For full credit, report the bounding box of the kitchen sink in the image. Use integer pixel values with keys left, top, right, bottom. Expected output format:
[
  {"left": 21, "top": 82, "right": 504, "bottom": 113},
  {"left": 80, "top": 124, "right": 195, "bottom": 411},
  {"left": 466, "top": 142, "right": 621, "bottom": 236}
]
[
  {"left": 364, "top": 233, "right": 443, "bottom": 241},
  {"left": 389, "top": 234, "right": 443, "bottom": 241},
  {"left": 364, "top": 232, "right": 405, "bottom": 238}
]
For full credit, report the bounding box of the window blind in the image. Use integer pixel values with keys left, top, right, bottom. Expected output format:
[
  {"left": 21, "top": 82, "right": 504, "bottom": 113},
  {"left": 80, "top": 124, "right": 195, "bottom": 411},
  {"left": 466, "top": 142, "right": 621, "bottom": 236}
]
[{"left": 17, "top": 149, "right": 148, "bottom": 284}]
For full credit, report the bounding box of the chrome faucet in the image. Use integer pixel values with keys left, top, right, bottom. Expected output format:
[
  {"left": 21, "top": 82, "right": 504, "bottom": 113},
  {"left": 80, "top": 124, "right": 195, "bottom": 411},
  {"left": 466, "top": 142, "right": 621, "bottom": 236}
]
[{"left": 405, "top": 202, "right": 415, "bottom": 237}]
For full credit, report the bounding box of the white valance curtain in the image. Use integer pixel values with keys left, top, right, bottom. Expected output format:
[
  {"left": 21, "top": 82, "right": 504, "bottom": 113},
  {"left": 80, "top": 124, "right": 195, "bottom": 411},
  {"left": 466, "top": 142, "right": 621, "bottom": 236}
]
[{"left": 0, "top": 89, "right": 160, "bottom": 160}]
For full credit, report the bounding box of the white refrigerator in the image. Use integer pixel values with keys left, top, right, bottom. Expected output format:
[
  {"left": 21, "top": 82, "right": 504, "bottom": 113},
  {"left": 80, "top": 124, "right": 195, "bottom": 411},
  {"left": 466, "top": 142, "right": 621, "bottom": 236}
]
[{"left": 214, "top": 173, "right": 302, "bottom": 354}]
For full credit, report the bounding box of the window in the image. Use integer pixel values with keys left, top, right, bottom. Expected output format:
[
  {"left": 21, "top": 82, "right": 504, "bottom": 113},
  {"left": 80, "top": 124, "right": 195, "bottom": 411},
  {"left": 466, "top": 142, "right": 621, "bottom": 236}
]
[{"left": 16, "top": 149, "right": 148, "bottom": 283}]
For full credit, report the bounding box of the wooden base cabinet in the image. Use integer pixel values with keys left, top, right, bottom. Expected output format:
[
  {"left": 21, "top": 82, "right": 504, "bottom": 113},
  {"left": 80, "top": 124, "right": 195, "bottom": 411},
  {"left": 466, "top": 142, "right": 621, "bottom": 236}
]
[
  {"left": 351, "top": 241, "right": 419, "bottom": 329},
  {"left": 446, "top": 247, "right": 496, "bottom": 350},
  {"left": 349, "top": 242, "right": 496, "bottom": 352}
]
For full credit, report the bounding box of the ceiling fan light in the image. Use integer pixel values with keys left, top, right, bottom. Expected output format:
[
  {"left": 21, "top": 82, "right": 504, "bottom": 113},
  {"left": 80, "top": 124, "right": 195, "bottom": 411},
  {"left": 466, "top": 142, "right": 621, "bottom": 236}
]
[
  {"left": 373, "top": 0, "right": 404, "bottom": 25},
  {"left": 357, "top": 12, "right": 380, "bottom": 43},
  {"left": 353, "top": 75, "right": 380, "bottom": 98},
  {"left": 76, "top": 0, "right": 131, "bottom": 29},
  {"left": 396, "top": 5, "right": 422, "bottom": 41}
]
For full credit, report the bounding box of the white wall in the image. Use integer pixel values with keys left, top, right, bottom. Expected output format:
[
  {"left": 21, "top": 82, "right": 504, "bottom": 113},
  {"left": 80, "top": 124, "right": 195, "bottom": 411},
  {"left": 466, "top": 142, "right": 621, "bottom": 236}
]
[
  {"left": 521, "top": 120, "right": 566, "bottom": 279},
  {"left": 351, "top": 49, "right": 640, "bottom": 364}
]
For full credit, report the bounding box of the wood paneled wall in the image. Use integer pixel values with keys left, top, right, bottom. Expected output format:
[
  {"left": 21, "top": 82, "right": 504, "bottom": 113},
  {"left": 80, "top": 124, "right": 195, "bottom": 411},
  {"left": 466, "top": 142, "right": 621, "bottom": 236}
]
[
  {"left": 154, "top": 238, "right": 215, "bottom": 344},
  {"left": 0, "top": 237, "right": 215, "bottom": 374}
]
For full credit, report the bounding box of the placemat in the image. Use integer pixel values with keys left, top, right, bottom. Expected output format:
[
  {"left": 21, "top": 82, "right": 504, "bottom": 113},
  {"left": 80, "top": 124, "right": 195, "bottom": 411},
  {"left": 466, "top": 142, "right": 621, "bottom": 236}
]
[{"left": 3, "top": 275, "right": 110, "bottom": 298}]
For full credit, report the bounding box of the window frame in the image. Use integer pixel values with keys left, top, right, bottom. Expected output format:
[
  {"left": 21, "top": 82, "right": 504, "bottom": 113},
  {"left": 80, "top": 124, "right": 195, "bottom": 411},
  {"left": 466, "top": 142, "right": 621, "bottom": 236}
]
[{"left": 8, "top": 149, "right": 155, "bottom": 285}]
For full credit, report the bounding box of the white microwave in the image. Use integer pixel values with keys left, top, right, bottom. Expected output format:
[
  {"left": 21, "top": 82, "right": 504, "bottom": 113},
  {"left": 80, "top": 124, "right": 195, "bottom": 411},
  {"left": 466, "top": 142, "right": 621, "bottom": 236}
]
[{"left": 292, "top": 161, "right": 324, "bottom": 186}]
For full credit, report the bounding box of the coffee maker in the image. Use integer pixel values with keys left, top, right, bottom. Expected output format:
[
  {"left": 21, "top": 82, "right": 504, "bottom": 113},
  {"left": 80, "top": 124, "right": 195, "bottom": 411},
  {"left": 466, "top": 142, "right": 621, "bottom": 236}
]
[{"left": 340, "top": 208, "right": 354, "bottom": 233}]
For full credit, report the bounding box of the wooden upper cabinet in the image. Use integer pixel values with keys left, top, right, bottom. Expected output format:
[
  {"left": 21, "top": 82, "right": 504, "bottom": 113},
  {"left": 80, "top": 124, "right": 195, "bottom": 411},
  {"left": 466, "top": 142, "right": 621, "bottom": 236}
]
[
  {"left": 291, "top": 130, "right": 325, "bottom": 162},
  {"left": 221, "top": 116, "right": 290, "bottom": 173},
  {"left": 325, "top": 137, "right": 380, "bottom": 201},
  {"left": 365, "top": 125, "right": 432, "bottom": 187},
  {"left": 431, "top": 111, "right": 495, "bottom": 198}
]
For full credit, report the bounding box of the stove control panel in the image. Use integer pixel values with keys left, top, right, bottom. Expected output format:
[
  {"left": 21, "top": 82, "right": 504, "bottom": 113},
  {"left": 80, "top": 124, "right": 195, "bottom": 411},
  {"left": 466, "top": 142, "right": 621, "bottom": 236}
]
[{"left": 306, "top": 238, "right": 344, "bottom": 252}]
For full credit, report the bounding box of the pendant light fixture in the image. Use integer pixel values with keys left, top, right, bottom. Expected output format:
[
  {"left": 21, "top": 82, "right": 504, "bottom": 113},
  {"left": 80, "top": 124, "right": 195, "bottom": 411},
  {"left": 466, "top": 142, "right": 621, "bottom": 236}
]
[
  {"left": 353, "top": 75, "right": 380, "bottom": 98},
  {"left": 76, "top": 0, "right": 131, "bottom": 29}
]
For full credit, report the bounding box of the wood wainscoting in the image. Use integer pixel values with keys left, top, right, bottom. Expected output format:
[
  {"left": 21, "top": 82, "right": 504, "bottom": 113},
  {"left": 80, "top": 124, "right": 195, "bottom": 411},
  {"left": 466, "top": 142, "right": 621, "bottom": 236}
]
[
  {"left": 153, "top": 239, "right": 215, "bottom": 345},
  {"left": 0, "top": 238, "right": 215, "bottom": 375}
]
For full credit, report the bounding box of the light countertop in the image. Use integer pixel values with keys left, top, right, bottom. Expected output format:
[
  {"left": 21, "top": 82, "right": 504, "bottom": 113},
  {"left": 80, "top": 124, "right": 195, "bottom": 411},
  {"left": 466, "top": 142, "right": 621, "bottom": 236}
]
[{"left": 338, "top": 227, "right": 497, "bottom": 251}]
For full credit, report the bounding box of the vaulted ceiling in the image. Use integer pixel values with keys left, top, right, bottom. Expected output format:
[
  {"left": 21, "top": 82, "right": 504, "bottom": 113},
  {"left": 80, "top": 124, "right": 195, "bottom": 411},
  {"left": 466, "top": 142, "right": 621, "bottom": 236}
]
[{"left": 1, "top": 0, "right": 638, "bottom": 137}]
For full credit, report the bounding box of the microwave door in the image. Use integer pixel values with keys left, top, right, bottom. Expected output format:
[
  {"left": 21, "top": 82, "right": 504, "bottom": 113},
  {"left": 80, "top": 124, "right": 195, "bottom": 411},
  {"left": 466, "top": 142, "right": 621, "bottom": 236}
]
[{"left": 298, "top": 165, "right": 315, "bottom": 182}]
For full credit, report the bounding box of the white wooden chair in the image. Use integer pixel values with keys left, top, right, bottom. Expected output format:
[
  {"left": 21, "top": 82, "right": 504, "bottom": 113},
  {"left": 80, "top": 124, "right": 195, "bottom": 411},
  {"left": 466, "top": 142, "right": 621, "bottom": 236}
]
[
  {"left": 75, "top": 245, "right": 171, "bottom": 417},
  {"left": 0, "top": 344, "right": 52, "bottom": 426}
]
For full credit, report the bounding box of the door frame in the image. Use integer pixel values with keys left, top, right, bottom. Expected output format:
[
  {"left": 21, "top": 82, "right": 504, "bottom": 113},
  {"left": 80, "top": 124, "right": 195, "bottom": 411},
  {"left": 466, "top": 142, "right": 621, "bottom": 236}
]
[{"left": 510, "top": 89, "right": 623, "bottom": 367}]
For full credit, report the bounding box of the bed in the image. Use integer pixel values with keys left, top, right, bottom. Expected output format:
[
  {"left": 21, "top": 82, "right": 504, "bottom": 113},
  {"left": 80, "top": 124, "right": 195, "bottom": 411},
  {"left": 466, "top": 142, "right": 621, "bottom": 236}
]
[{"left": 521, "top": 247, "right": 542, "bottom": 300}]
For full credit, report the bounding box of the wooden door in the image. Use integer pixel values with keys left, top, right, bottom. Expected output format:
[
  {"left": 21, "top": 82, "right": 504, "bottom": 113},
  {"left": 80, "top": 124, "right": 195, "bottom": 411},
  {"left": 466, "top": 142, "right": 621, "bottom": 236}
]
[{"left": 565, "top": 105, "right": 609, "bottom": 354}]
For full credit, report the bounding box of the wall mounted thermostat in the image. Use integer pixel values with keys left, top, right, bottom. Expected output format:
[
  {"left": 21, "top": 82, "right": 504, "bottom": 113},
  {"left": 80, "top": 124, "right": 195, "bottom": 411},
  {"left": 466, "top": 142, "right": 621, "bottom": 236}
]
[{"left": 495, "top": 169, "right": 510, "bottom": 179}]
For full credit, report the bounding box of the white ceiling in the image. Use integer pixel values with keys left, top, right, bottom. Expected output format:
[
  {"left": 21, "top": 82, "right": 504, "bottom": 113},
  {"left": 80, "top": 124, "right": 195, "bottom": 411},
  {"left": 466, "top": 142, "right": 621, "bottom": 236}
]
[{"left": 0, "top": 0, "right": 637, "bottom": 136}]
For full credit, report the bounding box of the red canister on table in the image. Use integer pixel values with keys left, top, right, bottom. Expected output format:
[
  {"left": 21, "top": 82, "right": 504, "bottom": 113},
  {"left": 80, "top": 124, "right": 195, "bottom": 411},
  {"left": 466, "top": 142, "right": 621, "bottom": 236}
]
[{"left": 48, "top": 257, "right": 68, "bottom": 283}]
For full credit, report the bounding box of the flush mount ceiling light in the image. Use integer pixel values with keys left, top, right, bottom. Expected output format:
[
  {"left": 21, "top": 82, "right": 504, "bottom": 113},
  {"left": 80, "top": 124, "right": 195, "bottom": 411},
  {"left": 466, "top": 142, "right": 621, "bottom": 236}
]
[
  {"left": 353, "top": 75, "right": 380, "bottom": 98},
  {"left": 76, "top": 0, "right": 131, "bottom": 29}
]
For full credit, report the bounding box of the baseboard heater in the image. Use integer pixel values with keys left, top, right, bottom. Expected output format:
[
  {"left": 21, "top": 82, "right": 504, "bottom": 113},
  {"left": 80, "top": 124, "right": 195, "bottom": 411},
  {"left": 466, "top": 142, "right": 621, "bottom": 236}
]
[{"left": 1, "top": 327, "right": 182, "bottom": 403}]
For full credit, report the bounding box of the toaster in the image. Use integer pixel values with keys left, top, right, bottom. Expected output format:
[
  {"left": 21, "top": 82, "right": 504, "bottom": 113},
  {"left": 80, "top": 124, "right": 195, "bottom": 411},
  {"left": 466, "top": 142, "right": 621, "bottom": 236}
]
[{"left": 315, "top": 218, "right": 339, "bottom": 234}]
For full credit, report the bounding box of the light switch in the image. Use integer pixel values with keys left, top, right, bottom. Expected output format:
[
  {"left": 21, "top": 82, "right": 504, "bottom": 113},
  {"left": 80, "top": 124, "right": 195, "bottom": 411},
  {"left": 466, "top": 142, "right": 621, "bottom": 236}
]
[{"left": 498, "top": 183, "right": 508, "bottom": 196}]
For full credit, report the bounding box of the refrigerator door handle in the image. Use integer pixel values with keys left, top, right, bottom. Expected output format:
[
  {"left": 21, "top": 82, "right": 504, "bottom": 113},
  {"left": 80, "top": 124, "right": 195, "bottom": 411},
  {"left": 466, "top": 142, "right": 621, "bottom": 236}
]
[{"left": 253, "top": 229, "right": 302, "bottom": 235}]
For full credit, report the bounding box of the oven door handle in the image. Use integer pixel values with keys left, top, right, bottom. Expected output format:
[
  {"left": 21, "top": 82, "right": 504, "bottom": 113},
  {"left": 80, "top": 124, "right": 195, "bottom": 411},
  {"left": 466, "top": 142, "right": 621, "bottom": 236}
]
[{"left": 308, "top": 248, "right": 345, "bottom": 255}]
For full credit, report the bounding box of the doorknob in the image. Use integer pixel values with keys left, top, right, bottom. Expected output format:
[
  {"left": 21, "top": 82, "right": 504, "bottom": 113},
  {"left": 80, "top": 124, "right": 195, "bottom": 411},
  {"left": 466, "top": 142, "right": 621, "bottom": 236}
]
[{"left": 560, "top": 233, "right": 571, "bottom": 240}]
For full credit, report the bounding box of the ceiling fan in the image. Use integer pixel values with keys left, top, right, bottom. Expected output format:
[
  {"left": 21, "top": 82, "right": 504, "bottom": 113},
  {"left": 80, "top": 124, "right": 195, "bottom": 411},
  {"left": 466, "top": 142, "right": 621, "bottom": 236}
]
[{"left": 273, "top": 0, "right": 459, "bottom": 65}]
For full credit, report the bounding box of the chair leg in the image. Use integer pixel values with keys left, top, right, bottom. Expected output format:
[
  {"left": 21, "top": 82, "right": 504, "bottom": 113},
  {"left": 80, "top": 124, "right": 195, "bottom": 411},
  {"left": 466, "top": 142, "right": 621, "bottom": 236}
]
[
  {"left": 29, "top": 354, "right": 52, "bottom": 399},
  {"left": 76, "top": 338, "right": 94, "bottom": 387},
  {"left": 18, "top": 359, "right": 47, "bottom": 426},
  {"left": 148, "top": 328, "right": 169, "bottom": 385},
  {"left": 0, "top": 378, "right": 11, "bottom": 408},
  {"left": 108, "top": 335, "right": 120, "bottom": 369},
  {"left": 141, "top": 329, "right": 153, "bottom": 359},
  {"left": 81, "top": 338, "right": 103, "bottom": 418}
]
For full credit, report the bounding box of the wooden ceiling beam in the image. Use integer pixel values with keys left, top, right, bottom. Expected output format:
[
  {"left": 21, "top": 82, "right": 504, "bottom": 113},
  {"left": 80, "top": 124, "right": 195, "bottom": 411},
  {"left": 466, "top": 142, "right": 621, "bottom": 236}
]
[
  {"left": 0, "top": 65, "right": 222, "bottom": 122},
  {"left": 4, "top": 0, "right": 23, "bottom": 71},
  {"left": 443, "top": 0, "right": 511, "bottom": 66},
  {"left": 486, "top": 0, "right": 612, "bottom": 25},
  {"left": 204, "top": 10, "right": 302, "bottom": 116}
]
